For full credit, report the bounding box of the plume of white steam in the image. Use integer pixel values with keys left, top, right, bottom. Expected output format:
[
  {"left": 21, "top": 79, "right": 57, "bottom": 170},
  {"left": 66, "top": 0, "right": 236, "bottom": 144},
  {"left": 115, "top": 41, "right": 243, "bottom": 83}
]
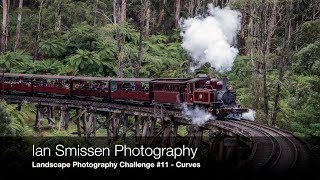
[
  {"left": 182, "top": 103, "right": 215, "bottom": 125},
  {"left": 180, "top": 4, "right": 242, "bottom": 72},
  {"left": 242, "top": 109, "right": 256, "bottom": 121}
]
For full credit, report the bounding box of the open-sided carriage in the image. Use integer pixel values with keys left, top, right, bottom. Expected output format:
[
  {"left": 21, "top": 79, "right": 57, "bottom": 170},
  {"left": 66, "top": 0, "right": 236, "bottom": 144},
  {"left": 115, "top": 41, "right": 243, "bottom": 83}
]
[
  {"left": 72, "top": 76, "right": 111, "bottom": 99},
  {"left": 32, "top": 74, "right": 74, "bottom": 96},
  {"left": 1, "top": 73, "right": 34, "bottom": 94}
]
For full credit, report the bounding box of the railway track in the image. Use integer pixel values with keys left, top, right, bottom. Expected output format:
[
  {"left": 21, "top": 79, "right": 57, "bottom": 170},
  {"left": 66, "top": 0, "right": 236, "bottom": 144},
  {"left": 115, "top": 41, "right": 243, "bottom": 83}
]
[
  {"left": 232, "top": 120, "right": 296, "bottom": 171},
  {"left": 239, "top": 120, "right": 316, "bottom": 170},
  {"left": 211, "top": 120, "right": 317, "bottom": 172},
  {"left": 211, "top": 120, "right": 281, "bottom": 169}
]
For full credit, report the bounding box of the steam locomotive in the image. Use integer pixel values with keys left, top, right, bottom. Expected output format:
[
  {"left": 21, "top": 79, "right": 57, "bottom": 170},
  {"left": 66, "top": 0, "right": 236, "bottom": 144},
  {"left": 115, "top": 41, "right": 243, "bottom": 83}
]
[{"left": 0, "top": 73, "right": 248, "bottom": 118}]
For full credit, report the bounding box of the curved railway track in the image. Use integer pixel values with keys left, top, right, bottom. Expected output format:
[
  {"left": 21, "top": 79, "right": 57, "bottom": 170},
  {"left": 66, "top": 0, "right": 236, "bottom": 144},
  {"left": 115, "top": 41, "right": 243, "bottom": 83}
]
[
  {"left": 239, "top": 120, "right": 316, "bottom": 170},
  {"left": 210, "top": 120, "right": 317, "bottom": 172},
  {"left": 231, "top": 120, "right": 297, "bottom": 171}
]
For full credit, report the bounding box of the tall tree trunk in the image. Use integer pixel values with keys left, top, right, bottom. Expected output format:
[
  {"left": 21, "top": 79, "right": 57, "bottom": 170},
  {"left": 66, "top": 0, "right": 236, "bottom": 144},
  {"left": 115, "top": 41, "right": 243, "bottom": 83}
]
[
  {"left": 12, "top": 0, "right": 16, "bottom": 9},
  {"left": 136, "top": 15, "right": 143, "bottom": 77},
  {"left": 1, "top": 0, "right": 10, "bottom": 52},
  {"left": 151, "top": 10, "right": 155, "bottom": 31},
  {"left": 136, "top": 0, "right": 149, "bottom": 76},
  {"left": 212, "top": 0, "right": 218, "bottom": 7},
  {"left": 158, "top": 0, "right": 166, "bottom": 29},
  {"left": 120, "top": 0, "right": 126, "bottom": 22},
  {"left": 145, "top": 0, "right": 150, "bottom": 37},
  {"left": 260, "top": 2, "right": 269, "bottom": 122},
  {"left": 266, "top": 0, "right": 277, "bottom": 55},
  {"left": 311, "top": 0, "right": 320, "bottom": 20},
  {"left": 113, "top": 0, "right": 118, "bottom": 24},
  {"left": 14, "top": 0, "right": 23, "bottom": 51},
  {"left": 54, "top": 1, "right": 61, "bottom": 31},
  {"left": 175, "top": 0, "right": 181, "bottom": 28},
  {"left": 114, "top": 0, "right": 124, "bottom": 78},
  {"left": 34, "top": 0, "right": 44, "bottom": 60},
  {"left": 271, "top": 1, "right": 292, "bottom": 126},
  {"left": 249, "top": 2, "right": 259, "bottom": 108},
  {"left": 195, "top": 0, "right": 201, "bottom": 15},
  {"left": 93, "top": 0, "right": 97, "bottom": 27},
  {"left": 188, "top": 0, "right": 194, "bottom": 16}
]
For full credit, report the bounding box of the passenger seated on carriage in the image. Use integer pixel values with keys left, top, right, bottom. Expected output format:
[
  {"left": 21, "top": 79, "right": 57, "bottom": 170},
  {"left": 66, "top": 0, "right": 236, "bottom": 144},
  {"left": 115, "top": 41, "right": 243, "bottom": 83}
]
[
  {"left": 131, "top": 83, "right": 137, "bottom": 91},
  {"left": 39, "top": 80, "right": 46, "bottom": 86},
  {"left": 142, "top": 83, "right": 149, "bottom": 92},
  {"left": 96, "top": 82, "right": 102, "bottom": 90},
  {"left": 74, "top": 83, "right": 80, "bottom": 89},
  {"left": 63, "top": 81, "right": 70, "bottom": 89}
]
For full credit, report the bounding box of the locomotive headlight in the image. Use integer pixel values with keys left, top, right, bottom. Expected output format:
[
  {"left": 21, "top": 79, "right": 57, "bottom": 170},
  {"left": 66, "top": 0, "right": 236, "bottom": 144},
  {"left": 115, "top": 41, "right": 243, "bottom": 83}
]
[{"left": 199, "top": 94, "right": 203, "bottom": 99}]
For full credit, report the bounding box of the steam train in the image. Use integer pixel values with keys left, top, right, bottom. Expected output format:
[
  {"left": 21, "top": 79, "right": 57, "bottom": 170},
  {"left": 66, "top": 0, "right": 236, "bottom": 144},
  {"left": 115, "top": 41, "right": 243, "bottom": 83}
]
[{"left": 0, "top": 73, "right": 248, "bottom": 118}]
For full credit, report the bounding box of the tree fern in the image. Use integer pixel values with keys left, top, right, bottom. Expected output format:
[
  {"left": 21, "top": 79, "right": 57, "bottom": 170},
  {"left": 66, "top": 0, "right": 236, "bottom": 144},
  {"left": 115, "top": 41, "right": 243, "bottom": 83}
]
[
  {"left": 0, "top": 51, "right": 33, "bottom": 73},
  {"left": 39, "top": 38, "right": 67, "bottom": 57}
]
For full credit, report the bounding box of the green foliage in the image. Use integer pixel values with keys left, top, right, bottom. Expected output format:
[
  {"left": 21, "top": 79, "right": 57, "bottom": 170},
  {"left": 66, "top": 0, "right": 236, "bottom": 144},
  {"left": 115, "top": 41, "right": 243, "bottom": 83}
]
[
  {"left": 0, "top": 51, "right": 33, "bottom": 73},
  {"left": 0, "top": 101, "right": 30, "bottom": 136},
  {"left": 32, "top": 59, "right": 64, "bottom": 74},
  {"left": 5, "top": 104, "right": 32, "bottom": 136},
  {"left": 96, "top": 41, "right": 117, "bottom": 77},
  {"left": 66, "top": 49, "right": 104, "bottom": 76},
  {"left": 280, "top": 74, "right": 320, "bottom": 136},
  {"left": 64, "top": 22, "right": 99, "bottom": 53},
  {"left": 40, "top": 0, "right": 97, "bottom": 33},
  {"left": 297, "top": 20, "right": 320, "bottom": 48},
  {"left": 226, "top": 56, "right": 254, "bottom": 107},
  {"left": 141, "top": 35, "right": 187, "bottom": 77},
  {"left": 39, "top": 38, "right": 66, "bottom": 57},
  {"left": 293, "top": 41, "right": 320, "bottom": 76},
  {"left": 0, "top": 101, "right": 12, "bottom": 136},
  {"left": 283, "top": 20, "right": 320, "bottom": 137}
]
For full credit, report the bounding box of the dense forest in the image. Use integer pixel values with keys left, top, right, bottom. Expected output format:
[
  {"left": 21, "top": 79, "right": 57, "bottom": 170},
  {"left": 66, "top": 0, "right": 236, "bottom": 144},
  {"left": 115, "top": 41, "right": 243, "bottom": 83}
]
[{"left": 0, "top": 0, "right": 319, "bottom": 146}]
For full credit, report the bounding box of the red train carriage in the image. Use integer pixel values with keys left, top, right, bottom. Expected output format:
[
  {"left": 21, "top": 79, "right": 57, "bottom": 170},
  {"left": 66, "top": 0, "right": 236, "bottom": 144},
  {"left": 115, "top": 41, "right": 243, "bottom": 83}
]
[
  {"left": 1, "top": 73, "right": 34, "bottom": 94},
  {"left": 110, "top": 78, "right": 152, "bottom": 103},
  {"left": 33, "top": 74, "right": 74, "bottom": 96},
  {"left": 72, "top": 76, "right": 111, "bottom": 98},
  {"left": 151, "top": 78, "right": 189, "bottom": 105}
]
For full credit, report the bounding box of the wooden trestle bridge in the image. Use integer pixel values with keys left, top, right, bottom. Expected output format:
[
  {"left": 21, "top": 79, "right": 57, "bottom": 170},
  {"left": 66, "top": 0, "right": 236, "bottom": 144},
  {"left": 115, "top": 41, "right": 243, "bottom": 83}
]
[{"left": 2, "top": 95, "right": 318, "bottom": 172}]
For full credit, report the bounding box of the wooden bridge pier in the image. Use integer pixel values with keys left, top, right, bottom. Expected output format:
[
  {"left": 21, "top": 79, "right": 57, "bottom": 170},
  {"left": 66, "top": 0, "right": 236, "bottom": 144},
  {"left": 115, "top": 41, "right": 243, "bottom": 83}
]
[
  {"left": 187, "top": 125, "right": 203, "bottom": 148},
  {"left": 59, "top": 105, "right": 70, "bottom": 130},
  {"left": 34, "top": 103, "right": 56, "bottom": 130}
]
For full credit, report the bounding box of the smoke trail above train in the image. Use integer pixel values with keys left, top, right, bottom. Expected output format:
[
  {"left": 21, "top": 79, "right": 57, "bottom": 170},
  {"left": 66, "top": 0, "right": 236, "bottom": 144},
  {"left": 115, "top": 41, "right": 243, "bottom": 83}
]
[{"left": 180, "top": 4, "right": 242, "bottom": 72}]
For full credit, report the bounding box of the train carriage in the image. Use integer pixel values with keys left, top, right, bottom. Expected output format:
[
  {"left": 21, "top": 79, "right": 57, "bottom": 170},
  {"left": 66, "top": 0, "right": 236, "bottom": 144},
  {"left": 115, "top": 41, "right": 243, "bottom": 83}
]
[
  {"left": 110, "top": 78, "right": 152, "bottom": 103},
  {"left": 1, "top": 73, "right": 34, "bottom": 94},
  {"left": 72, "top": 76, "right": 111, "bottom": 99},
  {"left": 33, "top": 74, "right": 74, "bottom": 96},
  {"left": 151, "top": 78, "right": 189, "bottom": 105}
]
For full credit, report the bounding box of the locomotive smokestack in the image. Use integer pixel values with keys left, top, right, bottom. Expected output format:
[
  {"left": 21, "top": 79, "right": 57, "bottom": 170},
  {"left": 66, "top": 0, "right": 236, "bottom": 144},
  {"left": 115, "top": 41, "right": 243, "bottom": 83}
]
[{"left": 222, "top": 75, "right": 227, "bottom": 90}]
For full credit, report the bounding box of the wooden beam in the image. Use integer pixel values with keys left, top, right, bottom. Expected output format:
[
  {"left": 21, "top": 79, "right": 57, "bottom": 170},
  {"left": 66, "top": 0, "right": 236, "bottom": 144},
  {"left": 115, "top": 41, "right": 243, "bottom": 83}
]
[
  {"left": 34, "top": 103, "right": 41, "bottom": 131},
  {"left": 122, "top": 112, "right": 128, "bottom": 141},
  {"left": 141, "top": 117, "right": 149, "bottom": 145},
  {"left": 135, "top": 115, "right": 140, "bottom": 145},
  {"left": 76, "top": 109, "right": 81, "bottom": 137}
]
